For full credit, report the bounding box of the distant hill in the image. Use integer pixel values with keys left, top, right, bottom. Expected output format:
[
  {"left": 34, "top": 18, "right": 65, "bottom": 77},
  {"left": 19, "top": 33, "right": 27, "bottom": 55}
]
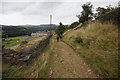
[
  {"left": 22, "top": 24, "right": 57, "bottom": 28},
  {"left": 22, "top": 24, "right": 57, "bottom": 30},
  {"left": 2, "top": 24, "right": 57, "bottom": 38}
]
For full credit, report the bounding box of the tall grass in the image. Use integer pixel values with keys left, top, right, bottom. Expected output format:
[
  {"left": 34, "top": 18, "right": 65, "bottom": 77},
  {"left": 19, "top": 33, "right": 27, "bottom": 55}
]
[{"left": 63, "top": 21, "right": 118, "bottom": 78}]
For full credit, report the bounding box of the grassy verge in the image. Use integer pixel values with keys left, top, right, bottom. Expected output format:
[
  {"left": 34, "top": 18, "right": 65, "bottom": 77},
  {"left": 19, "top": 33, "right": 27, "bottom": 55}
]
[{"left": 63, "top": 21, "right": 118, "bottom": 78}]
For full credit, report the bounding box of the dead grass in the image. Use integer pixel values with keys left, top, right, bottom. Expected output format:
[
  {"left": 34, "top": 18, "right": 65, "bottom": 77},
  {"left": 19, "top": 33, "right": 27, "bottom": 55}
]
[{"left": 63, "top": 21, "right": 118, "bottom": 78}]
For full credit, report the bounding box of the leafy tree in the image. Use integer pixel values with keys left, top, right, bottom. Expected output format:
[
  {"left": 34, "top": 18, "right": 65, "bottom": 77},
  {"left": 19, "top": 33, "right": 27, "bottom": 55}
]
[
  {"left": 94, "top": 5, "right": 115, "bottom": 19},
  {"left": 106, "top": 5, "right": 115, "bottom": 11},
  {"left": 77, "top": 2, "right": 93, "bottom": 23},
  {"left": 55, "top": 22, "right": 66, "bottom": 35},
  {"left": 69, "top": 22, "right": 79, "bottom": 29}
]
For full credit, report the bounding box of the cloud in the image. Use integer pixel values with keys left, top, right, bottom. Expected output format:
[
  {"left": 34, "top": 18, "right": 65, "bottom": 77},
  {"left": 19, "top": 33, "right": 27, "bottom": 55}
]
[
  {"left": 0, "top": 1, "right": 119, "bottom": 25},
  {"left": 21, "top": 2, "right": 63, "bottom": 15},
  {"left": 2, "top": 0, "right": 120, "bottom": 2},
  {"left": 1, "top": 2, "right": 33, "bottom": 14}
]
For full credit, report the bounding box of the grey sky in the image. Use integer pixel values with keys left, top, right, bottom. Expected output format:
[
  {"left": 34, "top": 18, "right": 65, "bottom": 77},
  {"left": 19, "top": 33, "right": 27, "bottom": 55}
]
[{"left": 0, "top": 0, "right": 119, "bottom": 25}]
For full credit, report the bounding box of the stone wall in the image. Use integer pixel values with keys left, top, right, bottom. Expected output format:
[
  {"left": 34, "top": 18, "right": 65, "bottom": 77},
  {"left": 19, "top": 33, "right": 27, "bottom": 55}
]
[{"left": 2, "top": 35, "right": 52, "bottom": 65}]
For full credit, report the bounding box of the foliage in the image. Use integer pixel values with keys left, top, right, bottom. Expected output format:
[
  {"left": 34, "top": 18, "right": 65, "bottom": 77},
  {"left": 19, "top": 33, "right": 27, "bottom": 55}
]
[
  {"left": 55, "top": 22, "right": 66, "bottom": 35},
  {"left": 77, "top": 2, "right": 93, "bottom": 23},
  {"left": 2, "top": 26, "right": 28, "bottom": 38},
  {"left": 94, "top": 5, "right": 115, "bottom": 19},
  {"left": 69, "top": 22, "right": 79, "bottom": 29}
]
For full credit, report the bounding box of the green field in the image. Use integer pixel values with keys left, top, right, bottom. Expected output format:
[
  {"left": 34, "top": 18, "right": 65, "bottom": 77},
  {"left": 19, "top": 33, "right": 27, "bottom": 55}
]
[
  {"left": 2, "top": 35, "right": 47, "bottom": 50},
  {"left": 3, "top": 36, "right": 30, "bottom": 48}
]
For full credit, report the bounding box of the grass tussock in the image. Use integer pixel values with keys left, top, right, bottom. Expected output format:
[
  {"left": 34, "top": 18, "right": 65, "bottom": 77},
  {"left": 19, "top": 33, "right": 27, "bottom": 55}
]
[{"left": 63, "top": 21, "right": 118, "bottom": 78}]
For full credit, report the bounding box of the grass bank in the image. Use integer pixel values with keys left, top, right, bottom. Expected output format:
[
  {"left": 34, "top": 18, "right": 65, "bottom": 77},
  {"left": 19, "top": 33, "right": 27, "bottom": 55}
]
[
  {"left": 63, "top": 21, "right": 118, "bottom": 78},
  {"left": 2, "top": 37, "right": 54, "bottom": 78}
]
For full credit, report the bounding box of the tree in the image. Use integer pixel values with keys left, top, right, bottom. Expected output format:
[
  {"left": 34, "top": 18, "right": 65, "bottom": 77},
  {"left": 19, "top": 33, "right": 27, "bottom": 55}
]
[
  {"left": 69, "top": 22, "right": 79, "bottom": 29},
  {"left": 94, "top": 5, "right": 115, "bottom": 19},
  {"left": 77, "top": 2, "right": 93, "bottom": 23},
  {"left": 94, "top": 7, "right": 106, "bottom": 19},
  {"left": 55, "top": 22, "right": 66, "bottom": 35}
]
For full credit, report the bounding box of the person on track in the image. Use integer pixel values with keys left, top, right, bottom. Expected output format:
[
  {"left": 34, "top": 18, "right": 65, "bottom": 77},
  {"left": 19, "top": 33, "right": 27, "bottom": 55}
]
[
  {"left": 57, "top": 35, "right": 59, "bottom": 42},
  {"left": 59, "top": 34, "right": 62, "bottom": 41}
]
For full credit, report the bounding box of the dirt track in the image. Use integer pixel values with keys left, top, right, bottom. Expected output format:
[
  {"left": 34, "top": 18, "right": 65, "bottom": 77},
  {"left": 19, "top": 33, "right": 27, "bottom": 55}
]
[{"left": 48, "top": 38, "right": 98, "bottom": 78}]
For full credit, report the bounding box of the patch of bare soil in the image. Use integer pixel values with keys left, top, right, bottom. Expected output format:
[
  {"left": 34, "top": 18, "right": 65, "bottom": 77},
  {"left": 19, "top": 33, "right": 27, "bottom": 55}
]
[{"left": 49, "top": 39, "right": 98, "bottom": 78}]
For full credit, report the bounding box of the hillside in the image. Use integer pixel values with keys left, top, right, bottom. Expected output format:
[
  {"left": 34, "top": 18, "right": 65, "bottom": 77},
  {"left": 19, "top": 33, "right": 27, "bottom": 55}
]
[
  {"left": 63, "top": 21, "right": 118, "bottom": 78},
  {"left": 2, "top": 22, "right": 118, "bottom": 78},
  {"left": 2, "top": 24, "right": 57, "bottom": 38},
  {"left": 22, "top": 24, "right": 57, "bottom": 30},
  {"left": 2, "top": 26, "right": 28, "bottom": 38}
]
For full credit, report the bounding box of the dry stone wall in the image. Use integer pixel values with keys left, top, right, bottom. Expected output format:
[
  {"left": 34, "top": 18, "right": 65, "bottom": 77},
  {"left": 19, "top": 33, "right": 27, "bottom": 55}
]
[{"left": 2, "top": 35, "right": 52, "bottom": 65}]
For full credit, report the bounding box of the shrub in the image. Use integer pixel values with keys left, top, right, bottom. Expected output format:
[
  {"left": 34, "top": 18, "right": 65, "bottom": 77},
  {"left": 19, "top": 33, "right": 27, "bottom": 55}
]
[{"left": 75, "top": 37, "right": 83, "bottom": 43}]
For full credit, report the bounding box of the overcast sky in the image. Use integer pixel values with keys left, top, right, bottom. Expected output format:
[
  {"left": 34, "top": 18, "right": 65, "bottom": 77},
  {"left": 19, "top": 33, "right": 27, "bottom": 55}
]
[{"left": 0, "top": 0, "right": 119, "bottom": 25}]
